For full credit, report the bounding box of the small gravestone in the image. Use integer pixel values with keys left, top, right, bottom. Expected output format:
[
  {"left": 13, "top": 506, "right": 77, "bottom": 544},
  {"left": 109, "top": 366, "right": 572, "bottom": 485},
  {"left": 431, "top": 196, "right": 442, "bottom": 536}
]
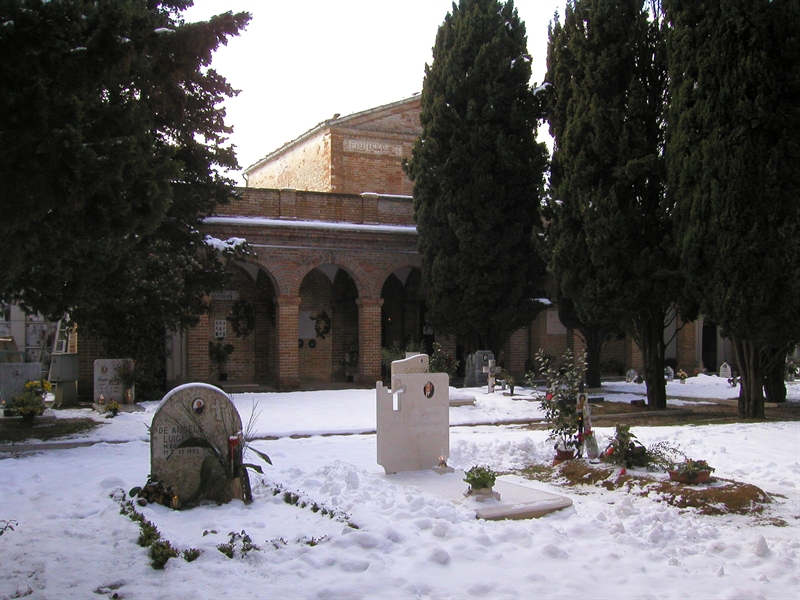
[
  {"left": 664, "top": 366, "right": 674, "bottom": 382},
  {"left": 718, "top": 362, "right": 732, "bottom": 380},
  {"left": 376, "top": 354, "right": 450, "bottom": 474},
  {"left": 150, "top": 383, "right": 244, "bottom": 507},
  {"left": 464, "top": 351, "right": 493, "bottom": 387},
  {"left": 94, "top": 359, "right": 134, "bottom": 405},
  {"left": 0, "top": 363, "right": 41, "bottom": 413},
  {"left": 625, "top": 369, "right": 638, "bottom": 383}
]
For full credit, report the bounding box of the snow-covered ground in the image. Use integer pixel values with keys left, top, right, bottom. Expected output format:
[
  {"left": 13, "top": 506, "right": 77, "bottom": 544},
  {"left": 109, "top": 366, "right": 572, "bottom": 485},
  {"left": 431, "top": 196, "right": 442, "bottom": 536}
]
[{"left": 1, "top": 376, "right": 798, "bottom": 599}]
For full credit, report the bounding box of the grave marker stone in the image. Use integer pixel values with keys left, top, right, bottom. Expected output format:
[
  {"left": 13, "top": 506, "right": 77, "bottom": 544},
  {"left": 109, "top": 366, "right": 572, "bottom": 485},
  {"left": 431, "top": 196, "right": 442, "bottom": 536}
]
[
  {"left": 664, "top": 366, "right": 674, "bottom": 382},
  {"left": 464, "top": 351, "right": 493, "bottom": 387},
  {"left": 0, "top": 363, "right": 41, "bottom": 412},
  {"left": 376, "top": 354, "right": 450, "bottom": 474},
  {"left": 150, "top": 383, "right": 244, "bottom": 507},
  {"left": 94, "top": 359, "right": 134, "bottom": 404},
  {"left": 718, "top": 362, "right": 732, "bottom": 380}
]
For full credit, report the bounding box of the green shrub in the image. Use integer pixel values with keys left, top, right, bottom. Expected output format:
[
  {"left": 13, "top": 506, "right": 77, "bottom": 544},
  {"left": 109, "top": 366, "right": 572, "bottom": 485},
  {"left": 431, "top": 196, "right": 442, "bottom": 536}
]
[
  {"left": 464, "top": 465, "right": 498, "bottom": 489},
  {"left": 150, "top": 539, "right": 178, "bottom": 569}
]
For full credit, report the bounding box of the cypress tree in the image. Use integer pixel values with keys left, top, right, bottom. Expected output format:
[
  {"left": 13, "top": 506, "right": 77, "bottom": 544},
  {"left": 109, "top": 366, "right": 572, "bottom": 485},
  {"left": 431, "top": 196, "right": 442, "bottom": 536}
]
[
  {"left": 404, "top": 0, "right": 549, "bottom": 355},
  {"left": 665, "top": 0, "right": 800, "bottom": 418},
  {"left": 544, "top": 0, "right": 676, "bottom": 407}
]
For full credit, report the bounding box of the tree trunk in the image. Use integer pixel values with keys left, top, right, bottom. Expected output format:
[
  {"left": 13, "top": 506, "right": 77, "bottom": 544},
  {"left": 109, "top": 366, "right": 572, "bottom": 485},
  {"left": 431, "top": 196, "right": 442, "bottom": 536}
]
[
  {"left": 635, "top": 313, "right": 667, "bottom": 410},
  {"left": 763, "top": 347, "right": 787, "bottom": 404},
  {"left": 733, "top": 336, "right": 765, "bottom": 418},
  {"left": 580, "top": 326, "right": 605, "bottom": 389}
]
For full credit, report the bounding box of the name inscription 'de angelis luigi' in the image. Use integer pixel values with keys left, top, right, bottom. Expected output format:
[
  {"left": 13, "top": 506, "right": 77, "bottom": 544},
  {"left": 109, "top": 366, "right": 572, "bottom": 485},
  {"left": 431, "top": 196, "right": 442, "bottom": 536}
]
[{"left": 154, "top": 424, "right": 202, "bottom": 459}]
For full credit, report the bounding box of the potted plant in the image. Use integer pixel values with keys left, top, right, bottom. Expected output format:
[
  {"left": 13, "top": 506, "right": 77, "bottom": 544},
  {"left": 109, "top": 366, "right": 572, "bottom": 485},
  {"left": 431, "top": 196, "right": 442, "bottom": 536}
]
[
  {"left": 209, "top": 340, "right": 235, "bottom": 382},
  {"left": 668, "top": 459, "right": 714, "bottom": 484},
  {"left": 498, "top": 369, "right": 515, "bottom": 395},
  {"left": 464, "top": 465, "right": 498, "bottom": 494},
  {"left": 531, "top": 349, "right": 583, "bottom": 461},
  {"left": 112, "top": 360, "right": 136, "bottom": 404},
  {"left": 676, "top": 369, "right": 688, "bottom": 383}
]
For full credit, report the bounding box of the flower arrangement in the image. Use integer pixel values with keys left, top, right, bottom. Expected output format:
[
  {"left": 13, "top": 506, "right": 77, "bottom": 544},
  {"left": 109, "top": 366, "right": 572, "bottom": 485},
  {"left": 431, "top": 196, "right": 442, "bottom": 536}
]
[
  {"left": 106, "top": 400, "right": 121, "bottom": 418},
  {"left": 669, "top": 458, "right": 714, "bottom": 483},
  {"left": 427, "top": 342, "right": 459, "bottom": 381},
  {"left": 529, "top": 349, "right": 584, "bottom": 454},
  {"left": 9, "top": 380, "right": 51, "bottom": 422},
  {"left": 25, "top": 379, "right": 52, "bottom": 394},
  {"left": 676, "top": 369, "right": 688, "bottom": 382},
  {"left": 464, "top": 465, "right": 498, "bottom": 491}
]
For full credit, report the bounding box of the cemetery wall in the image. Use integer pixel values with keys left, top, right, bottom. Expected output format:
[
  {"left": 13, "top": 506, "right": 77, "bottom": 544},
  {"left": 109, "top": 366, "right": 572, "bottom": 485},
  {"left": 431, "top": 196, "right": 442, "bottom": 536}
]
[
  {"left": 77, "top": 332, "right": 104, "bottom": 400},
  {"left": 504, "top": 328, "right": 529, "bottom": 376},
  {"left": 676, "top": 318, "right": 701, "bottom": 372},
  {"left": 217, "top": 188, "right": 414, "bottom": 227}
]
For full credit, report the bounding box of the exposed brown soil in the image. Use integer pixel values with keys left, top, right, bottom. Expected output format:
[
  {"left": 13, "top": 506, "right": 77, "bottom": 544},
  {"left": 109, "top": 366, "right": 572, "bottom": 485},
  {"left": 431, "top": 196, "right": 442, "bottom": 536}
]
[{"left": 517, "top": 459, "right": 779, "bottom": 520}]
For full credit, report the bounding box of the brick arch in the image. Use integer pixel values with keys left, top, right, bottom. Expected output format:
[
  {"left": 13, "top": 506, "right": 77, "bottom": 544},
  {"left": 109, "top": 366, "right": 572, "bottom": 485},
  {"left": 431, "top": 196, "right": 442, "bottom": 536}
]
[
  {"left": 232, "top": 259, "right": 279, "bottom": 292},
  {"left": 287, "top": 254, "right": 375, "bottom": 299},
  {"left": 247, "top": 254, "right": 299, "bottom": 298},
  {"left": 375, "top": 255, "right": 423, "bottom": 290}
]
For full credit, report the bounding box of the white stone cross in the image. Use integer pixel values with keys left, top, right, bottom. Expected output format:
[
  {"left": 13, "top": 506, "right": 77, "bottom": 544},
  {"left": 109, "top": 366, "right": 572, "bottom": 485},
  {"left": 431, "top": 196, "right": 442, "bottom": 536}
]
[{"left": 483, "top": 360, "right": 501, "bottom": 393}]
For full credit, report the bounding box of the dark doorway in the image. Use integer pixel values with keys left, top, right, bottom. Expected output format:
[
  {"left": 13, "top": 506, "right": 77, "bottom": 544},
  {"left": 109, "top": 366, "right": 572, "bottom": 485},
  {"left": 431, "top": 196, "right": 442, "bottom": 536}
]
[{"left": 702, "top": 321, "right": 717, "bottom": 373}]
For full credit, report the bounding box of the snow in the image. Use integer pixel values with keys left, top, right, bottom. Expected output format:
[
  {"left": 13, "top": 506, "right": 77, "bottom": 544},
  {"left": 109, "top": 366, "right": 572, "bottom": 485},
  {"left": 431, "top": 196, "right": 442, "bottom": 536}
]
[
  {"left": 203, "top": 234, "right": 247, "bottom": 252},
  {"left": 204, "top": 216, "right": 418, "bottom": 236},
  {"left": 1, "top": 377, "right": 798, "bottom": 599},
  {"left": 533, "top": 82, "right": 551, "bottom": 95}
]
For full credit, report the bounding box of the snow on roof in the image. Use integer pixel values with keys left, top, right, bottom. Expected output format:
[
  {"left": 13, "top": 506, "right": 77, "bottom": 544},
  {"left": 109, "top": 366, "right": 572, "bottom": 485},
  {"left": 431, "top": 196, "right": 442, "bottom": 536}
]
[{"left": 204, "top": 216, "right": 418, "bottom": 235}]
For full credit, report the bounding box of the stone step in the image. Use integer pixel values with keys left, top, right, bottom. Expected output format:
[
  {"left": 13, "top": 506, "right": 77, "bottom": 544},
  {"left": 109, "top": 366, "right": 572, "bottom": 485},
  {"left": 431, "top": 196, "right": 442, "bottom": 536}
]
[{"left": 385, "top": 469, "right": 572, "bottom": 521}]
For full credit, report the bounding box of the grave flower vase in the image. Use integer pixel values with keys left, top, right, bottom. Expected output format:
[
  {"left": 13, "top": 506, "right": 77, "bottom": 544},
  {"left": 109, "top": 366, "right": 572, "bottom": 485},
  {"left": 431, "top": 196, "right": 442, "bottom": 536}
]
[
  {"left": 554, "top": 448, "right": 575, "bottom": 462},
  {"left": 668, "top": 469, "right": 712, "bottom": 484}
]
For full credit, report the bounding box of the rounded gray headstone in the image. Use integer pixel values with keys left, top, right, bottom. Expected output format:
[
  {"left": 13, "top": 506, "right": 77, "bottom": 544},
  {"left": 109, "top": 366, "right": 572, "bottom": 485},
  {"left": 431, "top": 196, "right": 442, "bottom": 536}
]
[{"left": 150, "top": 383, "right": 243, "bottom": 506}]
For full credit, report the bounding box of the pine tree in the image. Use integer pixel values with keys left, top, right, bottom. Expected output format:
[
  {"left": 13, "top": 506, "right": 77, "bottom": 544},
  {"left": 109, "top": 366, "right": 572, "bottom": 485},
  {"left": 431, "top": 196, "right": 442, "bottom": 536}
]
[
  {"left": 404, "top": 0, "right": 549, "bottom": 355},
  {"left": 665, "top": 0, "right": 800, "bottom": 418},
  {"left": 544, "top": 0, "right": 676, "bottom": 408},
  {"left": 0, "top": 0, "right": 250, "bottom": 318}
]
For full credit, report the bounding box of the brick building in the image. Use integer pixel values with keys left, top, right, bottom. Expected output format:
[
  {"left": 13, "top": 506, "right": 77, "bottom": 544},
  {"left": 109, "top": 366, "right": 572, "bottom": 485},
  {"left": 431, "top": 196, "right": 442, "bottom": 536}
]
[
  {"left": 76, "top": 96, "right": 732, "bottom": 396},
  {"left": 150, "top": 95, "right": 734, "bottom": 394}
]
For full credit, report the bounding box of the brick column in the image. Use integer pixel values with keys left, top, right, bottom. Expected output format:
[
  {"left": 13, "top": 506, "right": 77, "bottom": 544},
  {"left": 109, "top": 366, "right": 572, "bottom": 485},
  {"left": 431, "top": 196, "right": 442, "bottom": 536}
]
[
  {"left": 279, "top": 188, "right": 297, "bottom": 220},
  {"left": 360, "top": 192, "right": 379, "bottom": 224},
  {"left": 277, "top": 295, "right": 301, "bottom": 390},
  {"left": 356, "top": 297, "right": 383, "bottom": 385}
]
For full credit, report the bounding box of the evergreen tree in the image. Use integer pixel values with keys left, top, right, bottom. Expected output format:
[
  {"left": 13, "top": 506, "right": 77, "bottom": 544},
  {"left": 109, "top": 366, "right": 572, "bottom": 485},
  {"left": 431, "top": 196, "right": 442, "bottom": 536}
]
[
  {"left": 404, "top": 0, "right": 549, "bottom": 355},
  {"left": 544, "top": 0, "right": 676, "bottom": 407},
  {"left": 665, "top": 0, "right": 800, "bottom": 418},
  {"left": 0, "top": 0, "right": 249, "bottom": 318}
]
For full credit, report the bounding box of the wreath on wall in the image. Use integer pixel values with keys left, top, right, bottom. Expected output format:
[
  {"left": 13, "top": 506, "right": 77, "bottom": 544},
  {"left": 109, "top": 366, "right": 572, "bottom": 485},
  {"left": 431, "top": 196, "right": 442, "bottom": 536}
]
[
  {"left": 227, "top": 299, "right": 255, "bottom": 338},
  {"left": 310, "top": 311, "right": 331, "bottom": 339}
]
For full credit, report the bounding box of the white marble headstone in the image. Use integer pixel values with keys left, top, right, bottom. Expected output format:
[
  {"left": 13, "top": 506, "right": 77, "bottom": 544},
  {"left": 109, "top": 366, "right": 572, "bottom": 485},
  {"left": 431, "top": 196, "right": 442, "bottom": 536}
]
[
  {"left": 150, "top": 383, "right": 243, "bottom": 506},
  {"left": 376, "top": 354, "right": 450, "bottom": 474},
  {"left": 719, "top": 362, "right": 732, "bottom": 380},
  {"left": 93, "top": 359, "right": 134, "bottom": 403}
]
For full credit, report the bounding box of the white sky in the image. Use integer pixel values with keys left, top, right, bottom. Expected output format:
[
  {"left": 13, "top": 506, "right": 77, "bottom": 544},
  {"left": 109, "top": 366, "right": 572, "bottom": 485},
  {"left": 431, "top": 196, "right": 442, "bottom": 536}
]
[{"left": 183, "top": 0, "right": 563, "bottom": 183}]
